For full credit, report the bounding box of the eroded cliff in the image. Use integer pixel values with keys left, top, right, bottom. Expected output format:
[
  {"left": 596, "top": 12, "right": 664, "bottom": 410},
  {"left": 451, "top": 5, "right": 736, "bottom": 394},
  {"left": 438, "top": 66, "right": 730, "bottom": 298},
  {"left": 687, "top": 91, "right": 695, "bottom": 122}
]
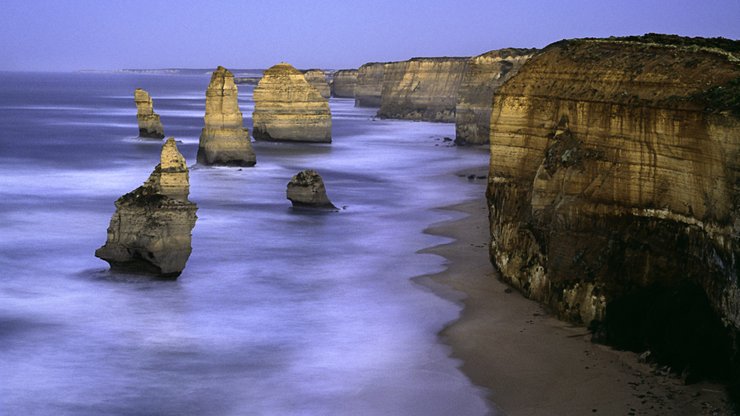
[
  {"left": 96, "top": 138, "right": 198, "bottom": 278},
  {"left": 303, "top": 69, "right": 331, "bottom": 99},
  {"left": 378, "top": 57, "right": 468, "bottom": 122},
  {"left": 331, "top": 69, "right": 358, "bottom": 98},
  {"left": 196, "top": 66, "right": 256, "bottom": 166},
  {"left": 454, "top": 49, "right": 535, "bottom": 145},
  {"left": 354, "top": 63, "right": 385, "bottom": 107},
  {"left": 134, "top": 88, "right": 165, "bottom": 139},
  {"left": 252, "top": 63, "right": 332, "bottom": 143},
  {"left": 487, "top": 35, "right": 740, "bottom": 378}
]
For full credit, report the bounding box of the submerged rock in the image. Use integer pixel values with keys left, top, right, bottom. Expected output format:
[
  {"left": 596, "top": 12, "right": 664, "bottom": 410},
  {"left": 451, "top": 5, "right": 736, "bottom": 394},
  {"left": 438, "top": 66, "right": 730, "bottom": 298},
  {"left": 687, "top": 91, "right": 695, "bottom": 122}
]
[
  {"left": 252, "top": 63, "right": 332, "bottom": 143},
  {"left": 286, "top": 169, "right": 337, "bottom": 210},
  {"left": 454, "top": 48, "right": 535, "bottom": 145},
  {"left": 196, "top": 66, "right": 256, "bottom": 166},
  {"left": 96, "top": 138, "right": 198, "bottom": 278},
  {"left": 487, "top": 35, "right": 740, "bottom": 377},
  {"left": 331, "top": 69, "right": 358, "bottom": 98},
  {"left": 303, "top": 69, "right": 331, "bottom": 99},
  {"left": 134, "top": 88, "right": 165, "bottom": 139}
]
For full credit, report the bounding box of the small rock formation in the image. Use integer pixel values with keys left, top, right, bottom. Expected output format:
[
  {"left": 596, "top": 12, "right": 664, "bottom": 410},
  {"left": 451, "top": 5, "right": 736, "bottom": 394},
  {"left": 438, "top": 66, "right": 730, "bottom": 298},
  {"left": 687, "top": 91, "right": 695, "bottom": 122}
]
[
  {"left": 196, "top": 66, "right": 256, "bottom": 166},
  {"left": 252, "top": 63, "right": 332, "bottom": 143},
  {"left": 286, "top": 169, "right": 337, "bottom": 209},
  {"left": 134, "top": 88, "right": 165, "bottom": 139},
  {"left": 378, "top": 57, "right": 469, "bottom": 122},
  {"left": 354, "top": 62, "right": 386, "bottom": 107},
  {"left": 488, "top": 34, "right": 740, "bottom": 377},
  {"left": 331, "top": 69, "right": 358, "bottom": 98},
  {"left": 96, "top": 138, "right": 198, "bottom": 278},
  {"left": 303, "top": 69, "right": 331, "bottom": 99},
  {"left": 454, "top": 48, "right": 535, "bottom": 145}
]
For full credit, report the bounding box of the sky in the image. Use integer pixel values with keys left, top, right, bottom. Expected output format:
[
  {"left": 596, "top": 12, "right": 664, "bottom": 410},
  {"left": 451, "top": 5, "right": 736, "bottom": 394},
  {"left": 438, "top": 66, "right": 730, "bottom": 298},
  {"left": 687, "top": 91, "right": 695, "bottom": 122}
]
[{"left": 1, "top": 0, "right": 738, "bottom": 71}]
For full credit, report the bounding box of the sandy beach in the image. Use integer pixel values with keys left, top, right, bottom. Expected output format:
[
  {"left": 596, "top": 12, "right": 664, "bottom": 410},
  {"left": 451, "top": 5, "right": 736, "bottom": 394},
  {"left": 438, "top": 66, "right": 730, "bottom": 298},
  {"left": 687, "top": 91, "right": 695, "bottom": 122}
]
[{"left": 416, "top": 169, "right": 735, "bottom": 416}]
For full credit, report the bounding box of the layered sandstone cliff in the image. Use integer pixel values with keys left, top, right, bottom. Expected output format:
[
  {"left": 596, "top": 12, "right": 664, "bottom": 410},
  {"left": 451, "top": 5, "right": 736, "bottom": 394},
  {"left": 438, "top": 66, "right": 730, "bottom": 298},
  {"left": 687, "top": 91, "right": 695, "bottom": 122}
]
[
  {"left": 96, "top": 138, "right": 198, "bottom": 278},
  {"left": 487, "top": 35, "right": 740, "bottom": 376},
  {"left": 134, "top": 88, "right": 164, "bottom": 139},
  {"left": 196, "top": 66, "right": 256, "bottom": 166},
  {"left": 252, "top": 63, "right": 332, "bottom": 143},
  {"left": 331, "top": 69, "right": 358, "bottom": 98},
  {"left": 354, "top": 63, "right": 385, "bottom": 107},
  {"left": 303, "top": 69, "right": 331, "bottom": 99},
  {"left": 377, "top": 57, "right": 469, "bottom": 122},
  {"left": 454, "top": 49, "right": 535, "bottom": 145}
]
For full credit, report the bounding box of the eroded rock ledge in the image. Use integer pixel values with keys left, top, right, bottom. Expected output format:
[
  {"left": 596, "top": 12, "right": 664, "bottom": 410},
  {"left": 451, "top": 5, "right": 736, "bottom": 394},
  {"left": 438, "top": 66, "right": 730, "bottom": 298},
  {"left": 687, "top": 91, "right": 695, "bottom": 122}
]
[
  {"left": 96, "top": 138, "right": 198, "bottom": 278},
  {"left": 487, "top": 35, "right": 740, "bottom": 379}
]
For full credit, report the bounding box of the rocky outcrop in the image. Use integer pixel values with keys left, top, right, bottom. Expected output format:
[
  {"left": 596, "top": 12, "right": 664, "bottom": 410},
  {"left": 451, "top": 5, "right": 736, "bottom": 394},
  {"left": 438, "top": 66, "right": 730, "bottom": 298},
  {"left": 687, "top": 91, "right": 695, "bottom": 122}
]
[
  {"left": 196, "top": 66, "right": 256, "bottom": 166},
  {"left": 354, "top": 63, "right": 385, "bottom": 107},
  {"left": 252, "top": 63, "right": 332, "bottom": 143},
  {"left": 331, "top": 69, "right": 358, "bottom": 98},
  {"left": 286, "top": 169, "right": 337, "bottom": 210},
  {"left": 454, "top": 49, "right": 535, "bottom": 145},
  {"left": 303, "top": 69, "right": 331, "bottom": 99},
  {"left": 487, "top": 35, "right": 740, "bottom": 377},
  {"left": 377, "top": 57, "right": 469, "bottom": 122},
  {"left": 96, "top": 138, "right": 198, "bottom": 278},
  {"left": 134, "top": 88, "right": 164, "bottom": 139}
]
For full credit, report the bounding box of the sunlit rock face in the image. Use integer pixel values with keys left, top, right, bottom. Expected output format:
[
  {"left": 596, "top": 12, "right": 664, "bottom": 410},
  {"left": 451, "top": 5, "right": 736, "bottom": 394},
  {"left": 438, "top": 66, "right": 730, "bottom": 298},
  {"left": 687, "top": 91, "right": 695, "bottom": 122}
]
[
  {"left": 286, "top": 169, "right": 337, "bottom": 210},
  {"left": 134, "top": 88, "right": 164, "bottom": 139},
  {"left": 196, "top": 66, "right": 256, "bottom": 166},
  {"left": 331, "top": 69, "right": 358, "bottom": 98},
  {"left": 487, "top": 35, "right": 740, "bottom": 374},
  {"left": 303, "top": 69, "right": 331, "bottom": 99},
  {"left": 252, "top": 63, "right": 332, "bottom": 143},
  {"left": 377, "top": 57, "right": 469, "bottom": 122},
  {"left": 96, "top": 138, "right": 198, "bottom": 278},
  {"left": 354, "top": 62, "right": 385, "bottom": 107},
  {"left": 454, "top": 49, "right": 535, "bottom": 145}
]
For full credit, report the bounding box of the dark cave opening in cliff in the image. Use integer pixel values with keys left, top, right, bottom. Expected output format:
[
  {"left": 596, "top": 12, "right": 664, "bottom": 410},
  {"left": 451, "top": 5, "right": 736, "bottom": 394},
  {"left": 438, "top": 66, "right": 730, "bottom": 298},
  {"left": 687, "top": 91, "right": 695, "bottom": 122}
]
[{"left": 591, "top": 282, "right": 739, "bottom": 397}]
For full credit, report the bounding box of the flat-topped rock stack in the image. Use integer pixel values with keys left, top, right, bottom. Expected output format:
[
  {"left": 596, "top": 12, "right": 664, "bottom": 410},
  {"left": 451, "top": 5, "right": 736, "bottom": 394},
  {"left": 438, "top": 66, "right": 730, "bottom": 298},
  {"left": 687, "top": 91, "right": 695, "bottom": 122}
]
[
  {"left": 134, "top": 88, "right": 165, "bottom": 139},
  {"left": 354, "top": 63, "right": 385, "bottom": 107},
  {"left": 196, "top": 66, "right": 256, "bottom": 166},
  {"left": 303, "top": 69, "right": 331, "bottom": 99},
  {"left": 454, "top": 48, "right": 536, "bottom": 145},
  {"left": 252, "top": 62, "right": 332, "bottom": 143},
  {"left": 331, "top": 69, "right": 358, "bottom": 98},
  {"left": 96, "top": 138, "right": 198, "bottom": 278}
]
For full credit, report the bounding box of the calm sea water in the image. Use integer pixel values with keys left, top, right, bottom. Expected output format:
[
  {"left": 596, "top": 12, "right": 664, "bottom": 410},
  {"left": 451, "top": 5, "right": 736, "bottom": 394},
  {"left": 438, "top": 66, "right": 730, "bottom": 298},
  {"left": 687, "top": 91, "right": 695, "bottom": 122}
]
[{"left": 0, "top": 71, "right": 491, "bottom": 416}]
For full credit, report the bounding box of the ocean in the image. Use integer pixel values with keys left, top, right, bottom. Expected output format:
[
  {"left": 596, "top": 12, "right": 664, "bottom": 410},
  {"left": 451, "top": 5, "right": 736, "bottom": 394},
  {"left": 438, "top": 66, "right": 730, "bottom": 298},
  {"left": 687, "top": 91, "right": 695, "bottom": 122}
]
[{"left": 0, "top": 71, "right": 491, "bottom": 415}]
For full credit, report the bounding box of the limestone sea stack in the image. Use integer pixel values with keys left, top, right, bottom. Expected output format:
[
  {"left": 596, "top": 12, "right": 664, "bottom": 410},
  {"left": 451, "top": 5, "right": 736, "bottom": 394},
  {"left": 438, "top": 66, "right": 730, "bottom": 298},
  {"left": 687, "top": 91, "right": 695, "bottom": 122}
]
[
  {"left": 303, "top": 69, "right": 331, "bottom": 99},
  {"left": 354, "top": 63, "right": 385, "bottom": 107},
  {"left": 96, "top": 138, "right": 198, "bottom": 278},
  {"left": 331, "top": 69, "right": 358, "bottom": 98},
  {"left": 252, "top": 63, "right": 332, "bottom": 143},
  {"left": 454, "top": 48, "right": 535, "bottom": 145},
  {"left": 487, "top": 35, "right": 740, "bottom": 376},
  {"left": 286, "top": 169, "right": 337, "bottom": 210},
  {"left": 196, "top": 66, "right": 256, "bottom": 166},
  {"left": 378, "top": 57, "right": 469, "bottom": 122},
  {"left": 134, "top": 88, "right": 165, "bottom": 139}
]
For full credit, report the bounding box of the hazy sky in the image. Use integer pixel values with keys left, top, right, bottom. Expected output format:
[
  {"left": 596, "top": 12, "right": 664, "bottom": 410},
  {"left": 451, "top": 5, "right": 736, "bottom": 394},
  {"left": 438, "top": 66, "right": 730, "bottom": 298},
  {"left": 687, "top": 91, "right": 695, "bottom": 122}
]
[{"left": 1, "top": 0, "right": 738, "bottom": 71}]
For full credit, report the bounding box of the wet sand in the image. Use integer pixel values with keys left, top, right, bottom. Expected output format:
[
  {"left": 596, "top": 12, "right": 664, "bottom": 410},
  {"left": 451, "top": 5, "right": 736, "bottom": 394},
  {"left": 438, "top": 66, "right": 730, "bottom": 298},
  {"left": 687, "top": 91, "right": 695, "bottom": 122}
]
[{"left": 416, "top": 171, "right": 734, "bottom": 416}]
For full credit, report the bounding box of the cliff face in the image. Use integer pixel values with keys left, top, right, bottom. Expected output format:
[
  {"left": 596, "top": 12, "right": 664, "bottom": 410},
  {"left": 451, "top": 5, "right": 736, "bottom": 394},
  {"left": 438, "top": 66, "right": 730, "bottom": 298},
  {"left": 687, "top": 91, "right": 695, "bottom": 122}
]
[
  {"left": 487, "top": 36, "right": 740, "bottom": 375},
  {"left": 331, "top": 69, "right": 358, "bottom": 98},
  {"left": 252, "top": 63, "right": 332, "bottom": 143},
  {"left": 454, "top": 49, "right": 535, "bottom": 145},
  {"left": 196, "top": 66, "right": 256, "bottom": 166},
  {"left": 134, "top": 88, "right": 164, "bottom": 139},
  {"left": 354, "top": 63, "right": 385, "bottom": 107},
  {"left": 96, "top": 138, "right": 198, "bottom": 278},
  {"left": 303, "top": 69, "right": 331, "bottom": 99},
  {"left": 377, "top": 57, "right": 468, "bottom": 122}
]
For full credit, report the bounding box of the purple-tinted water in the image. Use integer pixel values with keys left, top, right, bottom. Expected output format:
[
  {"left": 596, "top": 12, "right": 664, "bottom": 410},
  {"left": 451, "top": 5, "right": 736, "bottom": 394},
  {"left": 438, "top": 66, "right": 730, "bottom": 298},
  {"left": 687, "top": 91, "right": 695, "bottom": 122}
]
[{"left": 0, "top": 72, "right": 492, "bottom": 415}]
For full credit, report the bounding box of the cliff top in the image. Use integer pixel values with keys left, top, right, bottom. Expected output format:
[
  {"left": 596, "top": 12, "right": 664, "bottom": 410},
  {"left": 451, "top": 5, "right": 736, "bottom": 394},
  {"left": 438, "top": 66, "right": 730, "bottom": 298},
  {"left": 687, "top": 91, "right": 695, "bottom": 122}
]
[
  {"left": 476, "top": 48, "right": 539, "bottom": 60},
  {"left": 160, "top": 138, "right": 187, "bottom": 172},
  {"left": 264, "top": 62, "right": 302, "bottom": 76}
]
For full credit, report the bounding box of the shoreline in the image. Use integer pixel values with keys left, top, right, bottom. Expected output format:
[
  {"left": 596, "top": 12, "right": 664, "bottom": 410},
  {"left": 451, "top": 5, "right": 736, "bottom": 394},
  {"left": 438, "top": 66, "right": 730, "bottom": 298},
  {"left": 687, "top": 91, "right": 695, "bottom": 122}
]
[{"left": 415, "top": 172, "right": 734, "bottom": 416}]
